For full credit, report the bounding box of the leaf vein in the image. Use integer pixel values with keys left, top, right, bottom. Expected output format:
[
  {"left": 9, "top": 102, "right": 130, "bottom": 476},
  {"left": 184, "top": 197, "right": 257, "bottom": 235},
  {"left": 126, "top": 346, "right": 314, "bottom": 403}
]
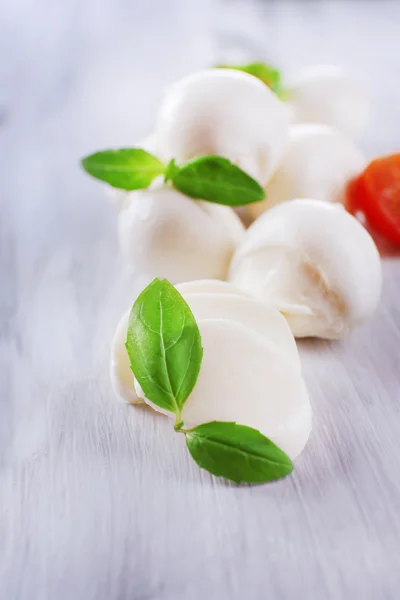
[
  {"left": 159, "top": 296, "right": 177, "bottom": 412},
  {"left": 190, "top": 433, "right": 287, "bottom": 467}
]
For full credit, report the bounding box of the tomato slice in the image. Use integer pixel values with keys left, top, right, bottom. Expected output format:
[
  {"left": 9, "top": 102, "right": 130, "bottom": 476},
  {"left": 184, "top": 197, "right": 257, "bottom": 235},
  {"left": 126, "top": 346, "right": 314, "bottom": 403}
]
[{"left": 346, "top": 154, "right": 400, "bottom": 245}]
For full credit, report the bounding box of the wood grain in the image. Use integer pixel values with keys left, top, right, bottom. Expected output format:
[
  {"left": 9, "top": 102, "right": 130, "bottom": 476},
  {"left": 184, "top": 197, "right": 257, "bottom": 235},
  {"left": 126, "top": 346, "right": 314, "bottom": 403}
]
[{"left": 1, "top": 1, "right": 400, "bottom": 598}]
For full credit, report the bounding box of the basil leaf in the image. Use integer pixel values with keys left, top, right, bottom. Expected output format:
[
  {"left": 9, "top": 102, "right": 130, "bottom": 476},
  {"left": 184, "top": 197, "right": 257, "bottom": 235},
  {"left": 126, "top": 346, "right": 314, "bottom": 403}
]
[
  {"left": 126, "top": 278, "right": 203, "bottom": 416},
  {"left": 217, "top": 62, "right": 282, "bottom": 94},
  {"left": 164, "top": 158, "right": 180, "bottom": 183},
  {"left": 81, "top": 148, "right": 166, "bottom": 190},
  {"left": 170, "top": 156, "right": 265, "bottom": 206},
  {"left": 185, "top": 421, "right": 293, "bottom": 483}
]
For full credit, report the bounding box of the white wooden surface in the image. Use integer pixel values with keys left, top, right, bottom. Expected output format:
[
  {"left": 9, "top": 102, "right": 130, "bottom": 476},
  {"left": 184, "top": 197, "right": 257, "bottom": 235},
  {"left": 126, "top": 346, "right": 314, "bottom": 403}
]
[{"left": 1, "top": 1, "right": 400, "bottom": 598}]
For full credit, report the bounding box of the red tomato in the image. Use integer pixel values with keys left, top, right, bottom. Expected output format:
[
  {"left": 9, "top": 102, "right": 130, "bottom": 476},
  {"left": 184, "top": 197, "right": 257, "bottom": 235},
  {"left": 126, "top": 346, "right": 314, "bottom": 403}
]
[{"left": 346, "top": 154, "right": 400, "bottom": 245}]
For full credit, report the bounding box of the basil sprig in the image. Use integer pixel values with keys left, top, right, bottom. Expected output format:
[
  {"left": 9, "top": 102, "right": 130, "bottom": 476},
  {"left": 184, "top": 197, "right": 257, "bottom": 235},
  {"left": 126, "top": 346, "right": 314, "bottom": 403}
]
[
  {"left": 81, "top": 149, "right": 265, "bottom": 207},
  {"left": 216, "top": 62, "right": 284, "bottom": 97},
  {"left": 125, "top": 278, "right": 294, "bottom": 484}
]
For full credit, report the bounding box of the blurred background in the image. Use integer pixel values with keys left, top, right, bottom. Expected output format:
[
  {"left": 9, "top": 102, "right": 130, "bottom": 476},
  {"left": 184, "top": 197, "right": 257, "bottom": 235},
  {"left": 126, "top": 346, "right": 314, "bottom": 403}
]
[
  {"left": 2, "top": 0, "right": 400, "bottom": 299},
  {"left": 1, "top": 1, "right": 400, "bottom": 599}
]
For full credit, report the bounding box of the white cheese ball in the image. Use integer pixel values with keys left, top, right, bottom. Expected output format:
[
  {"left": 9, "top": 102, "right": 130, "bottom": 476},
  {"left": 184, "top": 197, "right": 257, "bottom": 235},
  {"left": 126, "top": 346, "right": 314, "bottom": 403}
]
[
  {"left": 118, "top": 187, "right": 245, "bottom": 283},
  {"left": 229, "top": 199, "right": 382, "bottom": 339},
  {"left": 287, "top": 65, "right": 369, "bottom": 140},
  {"left": 155, "top": 69, "right": 290, "bottom": 185},
  {"left": 135, "top": 319, "right": 311, "bottom": 460},
  {"left": 110, "top": 311, "right": 139, "bottom": 404},
  {"left": 248, "top": 124, "right": 365, "bottom": 219},
  {"left": 110, "top": 282, "right": 301, "bottom": 405},
  {"left": 111, "top": 283, "right": 312, "bottom": 460}
]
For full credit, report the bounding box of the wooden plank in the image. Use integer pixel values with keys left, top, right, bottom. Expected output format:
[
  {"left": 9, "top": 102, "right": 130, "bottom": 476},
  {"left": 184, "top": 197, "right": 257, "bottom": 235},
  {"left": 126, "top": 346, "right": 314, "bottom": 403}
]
[{"left": 1, "top": 1, "right": 400, "bottom": 598}]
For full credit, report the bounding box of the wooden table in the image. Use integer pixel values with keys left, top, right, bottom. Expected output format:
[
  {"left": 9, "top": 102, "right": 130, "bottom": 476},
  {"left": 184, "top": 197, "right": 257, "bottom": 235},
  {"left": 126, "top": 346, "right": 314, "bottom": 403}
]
[{"left": 1, "top": 1, "right": 400, "bottom": 598}]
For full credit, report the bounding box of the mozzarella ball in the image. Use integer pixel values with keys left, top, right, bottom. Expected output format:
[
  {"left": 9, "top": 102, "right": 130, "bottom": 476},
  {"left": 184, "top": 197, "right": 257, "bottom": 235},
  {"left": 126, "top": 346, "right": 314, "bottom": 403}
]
[
  {"left": 118, "top": 187, "right": 244, "bottom": 283},
  {"left": 229, "top": 199, "right": 381, "bottom": 339},
  {"left": 110, "top": 311, "right": 141, "bottom": 404},
  {"left": 248, "top": 124, "right": 365, "bottom": 219},
  {"left": 111, "top": 284, "right": 312, "bottom": 459},
  {"left": 155, "top": 69, "right": 290, "bottom": 185},
  {"left": 287, "top": 65, "right": 369, "bottom": 140},
  {"left": 136, "top": 319, "right": 311, "bottom": 460},
  {"left": 111, "top": 281, "right": 302, "bottom": 406},
  {"left": 112, "top": 284, "right": 312, "bottom": 458}
]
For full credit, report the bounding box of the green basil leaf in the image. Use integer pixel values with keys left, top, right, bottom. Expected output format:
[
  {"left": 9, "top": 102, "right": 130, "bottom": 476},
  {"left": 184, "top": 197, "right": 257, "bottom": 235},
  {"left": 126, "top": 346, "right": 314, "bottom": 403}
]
[
  {"left": 126, "top": 278, "right": 203, "bottom": 416},
  {"left": 164, "top": 158, "right": 180, "bottom": 183},
  {"left": 216, "top": 62, "right": 282, "bottom": 94},
  {"left": 170, "top": 156, "right": 265, "bottom": 206},
  {"left": 185, "top": 421, "right": 293, "bottom": 483},
  {"left": 81, "top": 148, "right": 166, "bottom": 190}
]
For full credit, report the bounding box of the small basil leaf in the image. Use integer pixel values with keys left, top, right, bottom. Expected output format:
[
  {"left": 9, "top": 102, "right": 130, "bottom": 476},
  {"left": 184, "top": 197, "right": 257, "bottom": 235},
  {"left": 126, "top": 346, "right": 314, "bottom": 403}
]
[
  {"left": 126, "top": 278, "right": 203, "bottom": 416},
  {"left": 216, "top": 62, "right": 282, "bottom": 94},
  {"left": 170, "top": 156, "right": 265, "bottom": 206},
  {"left": 185, "top": 421, "right": 293, "bottom": 484},
  {"left": 164, "top": 158, "right": 180, "bottom": 183},
  {"left": 81, "top": 148, "right": 166, "bottom": 190}
]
